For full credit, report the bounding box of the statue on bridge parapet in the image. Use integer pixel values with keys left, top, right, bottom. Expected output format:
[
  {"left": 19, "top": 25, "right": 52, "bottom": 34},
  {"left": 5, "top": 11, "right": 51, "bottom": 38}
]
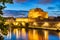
[{"left": 25, "top": 23, "right": 29, "bottom": 28}]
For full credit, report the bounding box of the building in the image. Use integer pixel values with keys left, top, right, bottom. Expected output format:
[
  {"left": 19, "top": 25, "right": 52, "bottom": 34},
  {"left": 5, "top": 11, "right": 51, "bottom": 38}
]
[
  {"left": 4, "top": 17, "right": 15, "bottom": 25},
  {"left": 16, "top": 17, "right": 35, "bottom": 23},
  {"left": 28, "top": 8, "right": 48, "bottom": 18},
  {"left": 48, "top": 16, "right": 55, "bottom": 20}
]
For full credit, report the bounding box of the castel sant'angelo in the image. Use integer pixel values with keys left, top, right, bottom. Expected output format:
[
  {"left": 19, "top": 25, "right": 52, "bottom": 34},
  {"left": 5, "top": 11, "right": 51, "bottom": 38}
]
[
  {"left": 28, "top": 8, "right": 48, "bottom": 18},
  {"left": 16, "top": 8, "right": 48, "bottom": 22}
]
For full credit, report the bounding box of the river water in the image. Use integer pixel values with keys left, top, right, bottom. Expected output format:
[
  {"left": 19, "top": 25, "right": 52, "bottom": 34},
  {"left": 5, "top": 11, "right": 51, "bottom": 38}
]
[{"left": 4, "top": 28, "right": 60, "bottom": 40}]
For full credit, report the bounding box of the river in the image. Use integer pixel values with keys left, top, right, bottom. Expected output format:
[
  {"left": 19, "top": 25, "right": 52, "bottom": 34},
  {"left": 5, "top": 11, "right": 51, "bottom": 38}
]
[{"left": 4, "top": 28, "right": 60, "bottom": 40}]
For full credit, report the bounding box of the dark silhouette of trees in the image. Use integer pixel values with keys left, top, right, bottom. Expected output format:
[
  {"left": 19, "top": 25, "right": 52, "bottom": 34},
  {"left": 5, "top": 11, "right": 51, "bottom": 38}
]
[
  {"left": 0, "top": 0, "right": 13, "bottom": 15},
  {"left": 0, "top": 0, "right": 13, "bottom": 39}
]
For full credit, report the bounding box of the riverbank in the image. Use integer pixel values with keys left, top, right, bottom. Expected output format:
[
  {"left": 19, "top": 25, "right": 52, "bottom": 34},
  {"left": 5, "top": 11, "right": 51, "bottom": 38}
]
[{"left": 11, "top": 26, "right": 60, "bottom": 31}]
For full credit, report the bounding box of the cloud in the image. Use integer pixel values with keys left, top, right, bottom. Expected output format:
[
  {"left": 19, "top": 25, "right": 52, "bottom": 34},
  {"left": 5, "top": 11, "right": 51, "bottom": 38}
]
[
  {"left": 14, "top": 0, "right": 27, "bottom": 2},
  {"left": 47, "top": 7, "right": 56, "bottom": 10},
  {"left": 38, "top": 0, "right": 52, "bottom": 4},
  {"left": 13, "top": 0, "right": 60, "bottom": 4},
  {"left": 38, "top": 0, "right": 60, "bottom": 4},
  {"left": 3, "top": 10, "right": 28, "bottom": 17},
  {"left": 56, "top": 4, "right": 60, "bottom": 10}
]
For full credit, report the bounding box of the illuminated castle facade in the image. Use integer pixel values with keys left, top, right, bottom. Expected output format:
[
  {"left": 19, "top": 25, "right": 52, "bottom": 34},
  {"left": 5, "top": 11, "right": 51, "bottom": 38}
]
[
  {"left": 16, "top": 8, "right": 48, "bottom": 22},
  {"left": 28, "top": 8, "right": 48, "bottom": 18}
]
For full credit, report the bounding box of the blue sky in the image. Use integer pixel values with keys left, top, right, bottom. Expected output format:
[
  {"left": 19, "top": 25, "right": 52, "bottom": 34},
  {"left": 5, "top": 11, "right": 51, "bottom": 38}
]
[{"left": 3, "top": 0, "right": 60, "bottom": 16}]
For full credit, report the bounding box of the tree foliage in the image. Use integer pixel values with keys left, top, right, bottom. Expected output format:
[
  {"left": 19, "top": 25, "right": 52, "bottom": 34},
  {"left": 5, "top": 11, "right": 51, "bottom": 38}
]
[
  {"left": 0, "top": 0, "right": 13, "bottom": 15},
  {"left": 0, "top": 0, "right": 13, "bottom": 36},
  {"left": 0, "top": 0, "right": 13, "bottom": 6}
]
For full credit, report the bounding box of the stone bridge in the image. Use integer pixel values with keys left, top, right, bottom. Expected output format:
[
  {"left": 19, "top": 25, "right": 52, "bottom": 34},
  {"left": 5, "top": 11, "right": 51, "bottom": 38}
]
[{"left": 16, "top": 21, "right": 60, "bottom": 28}]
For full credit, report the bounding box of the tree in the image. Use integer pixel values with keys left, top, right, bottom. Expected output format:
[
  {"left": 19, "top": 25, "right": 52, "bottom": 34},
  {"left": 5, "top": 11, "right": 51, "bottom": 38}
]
[
  {"left": 0, "top": 0, "right": 13, "bottom": 15},
  {"left": 0, "top": 0, "right": 13, "bottom": 39}
]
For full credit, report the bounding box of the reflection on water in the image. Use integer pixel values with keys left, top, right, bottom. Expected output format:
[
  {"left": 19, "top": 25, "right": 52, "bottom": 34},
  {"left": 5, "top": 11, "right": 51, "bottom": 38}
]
[
  {"left": 4, "top": 28, "right": 60, "bottom": 40},
  {"left": 58, "top": 32, "right": 60, "bottom": 40},
  {"left": 43, "top": 30, "right": 48, "bottom": 40}
]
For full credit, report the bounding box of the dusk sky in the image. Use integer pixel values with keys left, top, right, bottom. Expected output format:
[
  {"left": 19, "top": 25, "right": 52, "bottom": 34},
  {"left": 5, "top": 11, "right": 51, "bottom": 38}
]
[{"left": 3, "top": 0, "right": 60, "bottom": 17}]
